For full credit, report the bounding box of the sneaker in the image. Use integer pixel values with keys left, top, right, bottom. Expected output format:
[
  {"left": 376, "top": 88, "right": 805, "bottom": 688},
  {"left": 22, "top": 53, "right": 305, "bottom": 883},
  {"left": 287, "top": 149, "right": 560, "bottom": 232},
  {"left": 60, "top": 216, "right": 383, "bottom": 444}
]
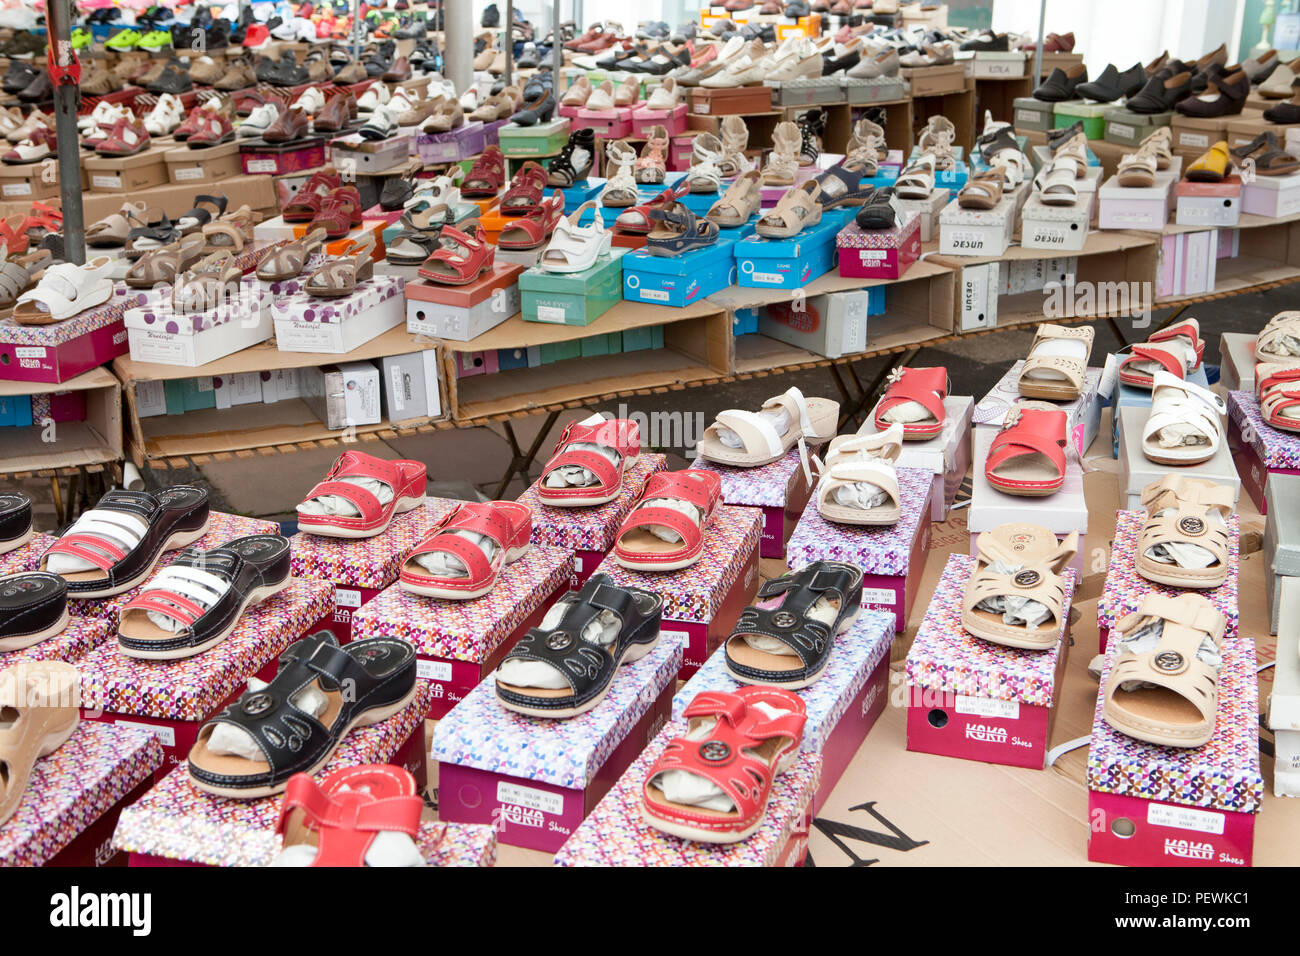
[
  {"left": 70, "top": 27, "right": 92, "bottom": 50},
  {"left": 138, "top": 29, "right": 173, "bottom": 50},
  {"left": 105, "top": 28, "right": 142, "bottom": 50}
]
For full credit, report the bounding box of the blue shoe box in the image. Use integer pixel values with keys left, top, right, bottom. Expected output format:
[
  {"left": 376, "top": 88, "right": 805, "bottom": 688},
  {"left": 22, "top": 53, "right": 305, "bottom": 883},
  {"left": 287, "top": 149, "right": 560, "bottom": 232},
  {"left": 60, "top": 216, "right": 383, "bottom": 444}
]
[
  {"left": 560, "top": 178, "right": 605, "bottom": 213},
  {"left": 734, "top": 209, "right": 852, "bottom": 290},
  {"left": 733, "top": 308, "right": 759, "bottom": 335},
  {"left": 623, "top": 239, "right": 737, "bottom": 307}
]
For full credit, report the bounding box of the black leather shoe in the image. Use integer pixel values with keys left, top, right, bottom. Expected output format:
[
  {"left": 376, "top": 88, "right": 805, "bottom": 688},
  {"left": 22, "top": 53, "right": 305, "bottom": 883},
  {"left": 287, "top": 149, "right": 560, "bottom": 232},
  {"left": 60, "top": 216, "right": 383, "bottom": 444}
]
[
  {"left": 1176, "top": 68, "right": 1248, "bottom": 117},
  {"left": 1033, "top": 64, "right": 1088, "bottom": 102},
  {"left": 1075, "top": 62, "right": 1146, "bottom": 102},
  {"left": 0, "top": 572, "right": 68, "bottom": 652},
  {"left": 0, "top": 492, "right": 32, "bottom": 555},
  {"left": 1127, "top": 70, "right": 1192, "bottom": 113},
  {"left": 511, "top": 91, "right": 555, "bottom": 126},
  {"left": 482, "top": 2, "right": 499, "bottom": 27},
  {"left": 856, "top": 187, "right": 895, "bottom": 229},
  {"left": 17, "top": 71, "right": 52, "bottom": 104},
  {"left": 2, "top": 60, "right": 35, "bottom": 94}
]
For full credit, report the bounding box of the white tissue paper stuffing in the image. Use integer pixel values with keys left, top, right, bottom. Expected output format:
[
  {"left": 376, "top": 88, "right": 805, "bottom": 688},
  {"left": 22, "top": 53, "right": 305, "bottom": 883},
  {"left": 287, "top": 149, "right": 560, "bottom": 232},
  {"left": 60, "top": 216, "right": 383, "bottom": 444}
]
[
  {"left": 653, "top": 701, "right": 791, "bottom": 812},
  {"left": 828, "top": 444, "right": 894, "bottom": 511},
  {"left": 207, "top": 677, "right": 328, "bottom": 760},
  {"left": 413, "top": 530, "right": 498, "bottom": 579},
  {"left": 741, "top": 592, "right": 840, "bottom": 657},
  {"left": 1155, "top": 422, "right": 1209, "bottom": 448},
  {"left": 974, "top": 560, "right": 1050, "bottom": 629},
  {"left": 496, "top": 599, "right": 621, "bottom": 689},
  {"left": 635, "top": 497, "right": 702, "bottom": 544},
  {"left": 1127, "top": 339, "right": 1195, "bottom": 376},
  {"left": 1144, "top": 507, "right": 1224, "bottom": 569},
  {"left": 298, "top": 476, "right": 392, "bottom": 518},
  {"left": 544, "top": 442, "right": 619, "bottom": 489},
  {"left": 717, "top": 407, "right": 790, "bottom": 449},
  {"left": 1022, "top": 338, "right": 1087, "bottom": 383},
  {"left": 45, "top": 511, "right": 149, "bottom": 575},
  {"left": 1264, "top": 333, "right": 1300, "bottom": 358},
  {"left": 880, "top": 401, "right": 931, "bottom": 424},
  {"left": 1114, "top": 618, "right": 1222, "bottom": 692},
  {"left": 271, "top": 829, "right": 425, "bottom": 868}
]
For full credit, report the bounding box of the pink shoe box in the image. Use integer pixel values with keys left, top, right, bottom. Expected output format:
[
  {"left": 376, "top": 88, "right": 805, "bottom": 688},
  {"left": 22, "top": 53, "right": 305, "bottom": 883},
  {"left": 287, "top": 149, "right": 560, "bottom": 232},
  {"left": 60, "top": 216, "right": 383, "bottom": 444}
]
[
  {"left": 905, "top": 554, "right": 1076, "bottom": 770},
  {"left": 433, "top": 634, "right": 683, "bottom": 853},
  {"left": 674, "top": 610, "right": 894, "bottom": 813},
  {"left": 349, "top": 544, "right": 572, "bottom": 718},
  {"left": 76, "top": 578, "right": 334, "bottom": 778},
  {"left": 111, "top": 686, "right": 468, "bottom": 866},
  {"left": 631, "top": 102, "right": 688, "bottom": 138},
  {"left": 30, "top": 390, "right": 87, "bottom": 424},
  {"left": 593, "top": 504, "right": 763, "bottom": 677},
  {"left": 0, "top": 531, "right": 56, "bottom": 576},
  {"left": 289, "top": 502, "right": 446, "bottom": 642},
  {"left": 0, "top": 295, "right": 130, "bottom": 384},
  {"left": 556, "top": 103, "right": 581, "bottom": 120},
  {"left": 515, "top": 455, "right": 669, "bottom": 587},
  {"left": 1086, "top": 634, "right": 1261, "bottom": 867},
  {"left": 4, "top": 615, "right": 114, "bottom": 668},
  {"left": 360, "top": 202, "right": 408, "bottom": 226},
  {"left": 1227, "top": 389, "right": 1300, "bottom": 516},
  {"left": 414, "top": 120, "right": 488, "bottom": 164},
  {"left": 66, "top": 512, "right": 281, "bottom": 623},
  {"left": 1174, "top": 175, "right": 1242, "bottom": 228},
  {"left": 785, "top": 466, "right": 933, "bottom": 633},
  {"left": 554, "top": 722, "right": 820, "bottom": 866},
  {"left": 1240, "top": 170, "right": 1300, "bottom": 219},
  {"left": 669, "top": 133, "right": 696, "bottom": 171},
  {"left": 1097, "top": 509, "right": 1239, "bottom": 653},
  {"left": 0, "top": 723, "right": 163, "bottom": 867},
  {"left": 693, "top": 447, "right": 814, "bottom": 559},
  {"left": 835, "top": 211, "right": 922, "bottom": 280},
  {"left": 895, "top": 396, "right": 974, "bottom": 522},
  {"left": 574, "top": 106, "right": 633, "bottom": 138}
]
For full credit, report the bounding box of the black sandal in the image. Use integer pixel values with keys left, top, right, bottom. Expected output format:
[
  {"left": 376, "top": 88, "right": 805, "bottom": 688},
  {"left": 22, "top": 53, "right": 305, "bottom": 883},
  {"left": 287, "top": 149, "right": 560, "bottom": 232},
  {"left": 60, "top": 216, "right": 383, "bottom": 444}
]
[
  {"left": 176, "top": 194, "right": 228, "bottom": 235},
  {"left": 724, "top": 561, "right": 864, "bottom": 689},
  {"left": 546, "top": 128, "right": 595, "bottom": 187},
  {"left": 125, "top": 212, "right": 179, "bottom": 260},
  {"left": 855, "top": 187, "right": 896, "bottom": 230},
  {"left": 147, "top": 60, "right": 194, "bottom": 94},
  {"left": 380, "top": 174, "right": 418, "bottom": 210},
  {"left": 385, "top": 218, "right": 443, "bottom": 265},
  {"left": 814, "top": 161, "right": 875, "bottom": 208},
  {"left": 0, "top": 491, "right": 33, "bottom": 555},
  {"left": 645, "top": 201, "right": 719, "bottom": 256},
  {"left": 1232, "top": 131, "right": 1300, "bottom": 175},
  {"left": 494, "top": 573, "right": 663, "bottom": 719},
  {"left": 187, "top": 631, "right": 418, "bottom": 798}
]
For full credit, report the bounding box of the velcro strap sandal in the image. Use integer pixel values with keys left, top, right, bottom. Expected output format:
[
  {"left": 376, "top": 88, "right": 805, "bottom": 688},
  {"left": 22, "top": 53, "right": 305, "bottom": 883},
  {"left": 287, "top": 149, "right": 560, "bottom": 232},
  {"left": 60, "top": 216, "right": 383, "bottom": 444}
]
[
  {"left": 399, "top": 500, "right": 531, "bottom": 599},
  {"left": 1017, "top": 322, "right": 1095, "bottom": 400},
  {"left": 539, "top": 201, "right": 611, "bottom": 273},
  {"left": 1117, "top": 318, "right": 1204, "bottom": 388},
  {"left": 500, "top": 160, "right": 548, "bottom": 215},
  {"left": 613, "top": 469, "right": 722, "bottom": 571},
  {"left": 985, "top": 403, "right": 1068, "bottom": 496},
  {"left": 415, "top": 222, "right": 494, "bottom": 285},
  {"left": 962, "top": 524, "right": 1076, "bottom": 650},
  {"left": 645, "top": 201, "right": 720, "bottom": 255},
  {"left": 699, "top": 386, "right": 839, "bottom": 467},
  {"left": 276, "top": 764, "right": 424, "bottom": 867},
  {"left": 814, "top": 423, "right": 903, "bottom": 526},
  {"left": 1135, "top": 475, "right": 1233, "bottom": 589},
  {"left": 1141, "top": 370, "right": 1226, "bottom": 465},
  {"left": 498, "top": 189, "right": 565, "bottom": 250},
  {"left": 536, "top": 416, "right": 641, "bottom": 507},
  {"left": 296, "top": 450, "right": 427, "bottom": 538}
]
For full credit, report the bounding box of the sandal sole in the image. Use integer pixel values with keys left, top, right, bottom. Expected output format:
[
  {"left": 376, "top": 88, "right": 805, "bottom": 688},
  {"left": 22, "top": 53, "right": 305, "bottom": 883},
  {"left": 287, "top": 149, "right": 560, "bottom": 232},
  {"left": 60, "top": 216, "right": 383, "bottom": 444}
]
[
  {"left": 0, "top": 526, "right": 33, "bottom": 556},
  {"left": 117, "top": 576, "right": 291, "bottom": 660},
  {"left": 399, "top": 543, "right": 531, "bottom": 600},
  {"left": 297, "top": 495, "right": 424, "bottom": 539},
  {"left": 723, "top": 608, "right": 857, "bottom": 689},
  {"left": 65, "top": 518, "right": 212, "bottom": 600},
  {"left": 496, "top": 630, "right": 661, "bottom": 719},
  {"left": 0, "top": 608, "right": 70, "bottom": 653}
]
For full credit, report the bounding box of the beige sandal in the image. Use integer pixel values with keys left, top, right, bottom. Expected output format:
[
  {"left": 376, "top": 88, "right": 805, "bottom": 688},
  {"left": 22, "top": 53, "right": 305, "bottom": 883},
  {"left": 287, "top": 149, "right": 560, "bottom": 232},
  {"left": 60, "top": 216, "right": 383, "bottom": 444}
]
[
  {"left": 697, "top": 386, "right": 839, "bottom": 467},
  {"left": 1256, "top": 311, "right": 1300, "bottom": 362},
  {"left": 957, "top": 168, "right": 1005, "bottom": 209},
  {"left": 124, "top": 232, "right": 207, "bottom": 290},
  {"left": 257, "top": 227, "right": 327, "bottom": 282},
  {"left": 814, "top": 423, "right": 904, "bottom": 526},
  {"left": 962, "top": 524, "right": 1076, "bottom": 650},
  {"left": 756, "top": 180, "right": 822, "bottom": 239},
  {"left": 1017, "top": 323, "right": 1095, "bottom": 400},
  {"left": 761, "top": 121, "right": 800, "bottom": 186},
  {"left": 1118, "top": 150, "right": 1157, "bottom": 187},
  {"left": 305, "top": 233, "right": 376, "bottom": 298},
  {"left": 706, "top": 170, "right": 762, "bottom": 228},
  {"left": 1102, "top": 593, "right": 1226, "bottom": 748},
  {"left": 1135, "top": 476, "right": 1233, "bottom": 590},
  {"left": 172, "top": 251, "right": 242, "bottom": 313},
  {"left": 202, "top": 204, "right": 255, "bottom": 252},
  {"left": 86, "top": 201, "right": 147, "bottom": 248},
  {"left": 0, "top": 661, "right": 81, "bottom": 826},
  {"left": 1138, "top": 127, "right": 1173, "bottom": 170}
]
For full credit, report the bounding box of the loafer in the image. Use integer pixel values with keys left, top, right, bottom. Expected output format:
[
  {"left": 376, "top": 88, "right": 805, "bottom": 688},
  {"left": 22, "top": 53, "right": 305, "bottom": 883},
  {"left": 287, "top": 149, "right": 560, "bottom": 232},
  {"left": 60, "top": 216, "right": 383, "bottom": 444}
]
[
  {"left": 1033, "top": 64, "right": 1087, "bottom": 102},
  {"left": 263, "top": 106, "right": 311, "bottom": 143}
]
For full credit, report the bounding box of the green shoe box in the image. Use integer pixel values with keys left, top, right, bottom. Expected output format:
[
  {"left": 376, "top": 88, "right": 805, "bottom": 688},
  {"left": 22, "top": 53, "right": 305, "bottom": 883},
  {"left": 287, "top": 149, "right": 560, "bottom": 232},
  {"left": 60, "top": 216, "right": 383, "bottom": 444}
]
[
  {"left": 499, "top": 117, "right": 571, "bottom": 158},
  {"left": 622, "top": 325, "right": 664, "bottom": 351},
  {"left": 540, "top": 340, "right": 582, "bottom": 364},
  {"left": 1052, "top": 100, "right": 1109, "bottom": 140},
  {"left": 520, "top": 250, "right": 626, "bottom": 326},
  {"left": 1103, "top": 107, "right": 1173, "bottom": 147}
]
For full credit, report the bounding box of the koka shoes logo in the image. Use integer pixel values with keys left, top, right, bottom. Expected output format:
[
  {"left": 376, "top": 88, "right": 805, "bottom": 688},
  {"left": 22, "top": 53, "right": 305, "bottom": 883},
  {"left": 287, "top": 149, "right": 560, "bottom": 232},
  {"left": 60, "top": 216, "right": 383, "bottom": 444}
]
[
  {"left": 493, "top": 804, "right": 544, "bottom": 831},
  {"left": 964, "top": 723, "right": 1008, "bottom": 744},
  {"left": 1163, "top": 838, "right": 1214, "bottom": 861}
]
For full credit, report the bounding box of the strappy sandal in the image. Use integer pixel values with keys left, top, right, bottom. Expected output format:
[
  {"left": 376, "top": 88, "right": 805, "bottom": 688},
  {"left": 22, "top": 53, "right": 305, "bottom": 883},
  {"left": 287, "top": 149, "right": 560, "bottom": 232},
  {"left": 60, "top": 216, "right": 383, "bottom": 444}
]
[
  {"left": 540, "top": 201, "right": 611, "bottom": 273},
  {"left": 495, "top": 573, "right": 663, "bottom": 718},
  {"left": 499, "top": 189, "right": 565, "bottom": 250},
  {"left": 706, "top": 170, "right": 762, "bottom": 228},
  {"left": 500, "top": 160, "right": 548, "bottom": 216},
  {"left": 645, "top": 201, "right": 719, "bottom": 256},
  {"left": 296, "top": 450, "right": 426, "bottom": 538},
  {"left": 895, "top": 155, "right": 935, "bottom": 199},
  {"left": 761, "top": 122, "right": 799, "bottom": 187},
  {"left": 612, "top": 469, "right": 722, "bottom": 571},
  {"left": 461, "top": 146, "right": 506, "bottom": 198},
  {"left": 124, "top": 232, "right": 207, "bottom": 289},
  {"left": 635, "top": 125, "right": 669, "bottom": 185},
  {"left": 399, "top": 500, "right": 531, "bottom": 599},
  {"left": 202, "top": 204, "right": 254, "bottom": 252},
  {"left": 962, "top": 524, "right": 1076, "bottom": 650},
  {"left": 1232, "top": 131, "right": 1300, "bottom": 176},
  {"left": 1135, "top": 476, "right": 1233, "bottom": 589},
  {"left": 187, "top": 631, "right": 418, "bottom": 799},
  {"left": 275, "top": 764, "right": 424, "bottom": 867},
  {"left": 873, "top": 366, "right": 948, "bottom": 439},
  {"left": 0, "top": 249, "right": 45, "bottom": 311},
  {"left": 1257, "top": 363, "right": 1300, "bottom": 433},
  {"left": 600, "top": 139, "right": 639, "bottom": 208},
  {"left": 124, "top": 211, "right": 178, "bottom": 260},
  {"left": 310, "top": 189, "right": 363, "bottom": 240},
  {"left": 416, "top": 223, "right": 493, "bottom": 285},
  {"left": 756, "top": 181, "right": 823, "bottom": 239},
  {"left": 0, "top": 661, "right": 80, "bottom": 826},
  {"left": 642, "top": 687, "right": 806, "bottom": 843},
  {"left": 724, "top": 562, "right": 863, "bottom": 688},
  {"left": 813, "top": 161, "right": 873, "bottom": 209},
  {"left": 385, "top": 219, "right": 443, "bottom": 266},
  {"left": 615, "top": 180, "right": 689, "bottom": 234},
  {"left": 1117, "top": 318, "right": 1204, "bottom": 389},
  {"left": 176, "top": 194, "right": 229, "bottom": 234},
  {"left": 86, "top": 201, "right": 147, "bottom": 247},
  {"left": 985, "top": 403, "right": 1068, "bottom": 497},
  {"left": 546, "top": 128, "right": 595, "bottom": 187},
  {"left": 257, "top": 227, "right": 326, "bottom": 281},
  {"left": 685, "top": 132, "right": 725, "bottom": 193},
  {"left": 1102, "top": 594, "right": 1226, "bottom": 748},
  {"left": 917, "top": 116, "right": 956, "bottom": 163},
  {"left": 1117, "top": 150, "right": 1157, "bottom": 188},
  {"left": 172, "top": 251, "right": 242, "bottom": 313},
  {"left": 958, "top": 168, "right": 1005, "bottom": 209},
  {"left": 1138, "top": 127, "right": 1173, "bottom": 170},
  {"left": 536, "top": 416, "right": 641, "bottom": 506},
  {"left": 305, "top": 233, "right": 377, "bottom": 297},
  {"left": 814, "top": 423, "right": 904, "bottom": 525},
  {"left": 698, "top": 386, "right": 838, "bottom": 466},
  {"left": 1142, "top": 371, "right": 1226, "bottom": 466},
  {"left": 1017, "top": 322, "right": 1095, "bottom": 400},
  {"left": 1256, "top": 312, "right": 1300, "bottom": 363}
]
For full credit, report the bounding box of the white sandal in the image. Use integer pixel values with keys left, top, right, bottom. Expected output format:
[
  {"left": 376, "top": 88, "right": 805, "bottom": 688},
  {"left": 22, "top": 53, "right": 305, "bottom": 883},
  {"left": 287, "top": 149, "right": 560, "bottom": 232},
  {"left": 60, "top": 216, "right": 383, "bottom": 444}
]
[
  {"left": 1034, "top": 157, "right": 1081, "bottom": 205},
  {"left": 697, "top": 386, "right": 840, "bottom": 468},
  {"left": 539, "top": 200, "right": 611, "bottom": 274},
  {"left": 814, "top": 423, "right": 904, "bottom": 526},
  {"left": 11, "top": 257, "right": 115, "bottom": 326},
  {"left": 1141, "top": 370, "right": 1226, "bottom": 465},
  {"left": 685, "top": 132, "right": 724, "bottom": 194},
  {"left": 895, "top": 154, "right": 935, "bottom": 199},
  {"left": 600, "top": 140, "right": 639, "bottom": 207}
]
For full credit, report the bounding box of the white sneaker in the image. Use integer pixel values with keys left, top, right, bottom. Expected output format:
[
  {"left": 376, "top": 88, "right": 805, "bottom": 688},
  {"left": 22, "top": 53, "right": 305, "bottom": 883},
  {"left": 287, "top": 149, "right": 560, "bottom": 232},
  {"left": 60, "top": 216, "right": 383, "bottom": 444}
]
[
  {"left": 239, "top": 101, "right": 280, "bottom": 136},
  {"left": 79, "top": 100, "right": 127, "bottom": 136},
  {"left": 292, "top": 86, "right": 326, "bottom": 115},
  {"left": 357, "top": 82, "right": 391, "bottom": 114},
  {"left": 270, "top": 16, "right": 300, "bottom": 41},
  {"left": 143, "top": 93, "right": 184, "bottom": 135},
  {"left": 426, "top": 76, "right": 456, "bottom": 100}
]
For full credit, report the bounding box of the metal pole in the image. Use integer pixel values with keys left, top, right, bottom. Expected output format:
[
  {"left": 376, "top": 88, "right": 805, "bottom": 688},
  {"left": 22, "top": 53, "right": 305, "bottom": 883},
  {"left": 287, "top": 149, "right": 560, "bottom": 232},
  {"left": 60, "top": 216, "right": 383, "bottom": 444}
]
[
  {"left": 443, "top": 0, "right": 472, "bottom": 92},
  {"left": 351, "top": 0, "right": 360, "bottom": 63},
  {"left": 503, "top": 0, "right": 513, "bottom": 86},
  {"left": 1032, "top": 0, "right": 1046, "bottom": 81},
  {"left": 47, "top": 0, "right": 83, "bottom": 264},
  {"left": 552, "top": 0, "right": 562, "bottom": 77}
]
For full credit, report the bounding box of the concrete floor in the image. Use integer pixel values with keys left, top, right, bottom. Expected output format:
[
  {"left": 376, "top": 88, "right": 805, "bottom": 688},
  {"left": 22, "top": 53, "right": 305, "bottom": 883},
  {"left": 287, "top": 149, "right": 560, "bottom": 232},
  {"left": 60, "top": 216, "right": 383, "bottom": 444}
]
[{"left": 13, "top": 286, "right": 1284, "bottom": 531}]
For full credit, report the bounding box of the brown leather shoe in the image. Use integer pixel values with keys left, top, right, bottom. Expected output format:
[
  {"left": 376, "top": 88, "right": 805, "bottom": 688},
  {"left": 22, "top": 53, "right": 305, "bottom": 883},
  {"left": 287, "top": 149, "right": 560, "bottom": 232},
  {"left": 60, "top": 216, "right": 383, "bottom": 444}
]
[
  {"left": 263, "top": 106, "right": 310, "bottom": 143},
  {"left": 112, "top": 52, "right": 148, "bottom": 83},
  {"left": 306, "top": 55, "right": 331, "bottom": 83},
  {"left": 214, "top": 59, "right": 256, "bottom": 91},
  {"left": 381, "top": 56, "right": 411, "bottom": 82},
  {"left": 189, "top": 56, "right": 225, "bottom": 85},
  {"left": 80, "top": 62, "right": 121, "bottom": 95},
  {"left": 312, "top": 93, "right": 353, "bottom": 132},
  {"left": 334, "top": 61, "right": 367, "bottom": 84}
]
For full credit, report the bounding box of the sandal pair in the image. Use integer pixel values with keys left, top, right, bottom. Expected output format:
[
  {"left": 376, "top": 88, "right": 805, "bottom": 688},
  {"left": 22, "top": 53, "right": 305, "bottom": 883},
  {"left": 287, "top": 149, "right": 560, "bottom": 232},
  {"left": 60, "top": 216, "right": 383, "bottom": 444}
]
[
  {"left": 873, "top": 366, "right": 948, "bottom": 439},
  {"left": 296, "top": 451, "right": 427, "bottom": 538},
  {"left": 814, "top": 423, "right": 904, "bottom": 526},
  {"left": 535, "top": 416, "right": 641, "bottom": 507},
  {"left": 985, "top": 403, "right": 1068, "bottom": 497}
]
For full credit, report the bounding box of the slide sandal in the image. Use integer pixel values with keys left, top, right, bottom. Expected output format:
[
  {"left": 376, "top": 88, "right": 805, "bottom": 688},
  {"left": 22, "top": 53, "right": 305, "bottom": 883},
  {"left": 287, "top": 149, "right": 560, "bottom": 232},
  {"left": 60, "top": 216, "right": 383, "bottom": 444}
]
[
  {"left": 872, "top": 366, "right": 948, "bottom": 440},
  {"left": 1017, "top": 322, "right": 1094, "bottom": 400},
  {"left": 0, "top": 661, "right": 80, "bottom": 826},
  {"left": 698, "top": 386, "right": 839, "bottom": 467},
  {"left": 962, "top": 524, "right": 1077, "bottom": 650},
  {"left": 985, "top": 403, "right": 1068, "bottom": 497},
  {"left": 1134, "top": 475, "right": 1233, "bottom": 590},
  {"left": 536, "top": 415, "right": 641, "bottom": 507},
  {"left": 1117, "top": 318, "right": 1204, "bottom": 388},
  {"left": 1141, "top": 370, "right": 1226, "bottom": 465},
  {"left": 273, "top": 764, "right": 424, "bottom": 867},
  {"left": 398, "top": 500, "right": 532, "bottom": 600},
  {"left": 814, "top": 423, "right": 904, "bottom": 526},
  {"left": 1259, "top": 363, "right": 1300, "bottom": 433},
  {"left": 612, "top": 469, "right": 722, "bottom": 572},
  {"left": 296, "top": 451, "right": 427, "bottom": 539}
]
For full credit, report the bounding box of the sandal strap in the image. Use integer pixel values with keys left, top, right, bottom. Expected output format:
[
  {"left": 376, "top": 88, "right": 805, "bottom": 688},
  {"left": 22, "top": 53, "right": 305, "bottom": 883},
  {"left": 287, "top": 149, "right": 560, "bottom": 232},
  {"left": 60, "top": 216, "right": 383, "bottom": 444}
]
[
  {"left": 988, "top": 406, "right": 1068, "bottom": 475},
  {"left": 876, "top": 366, "right": 948, "bottom": 425},
  {"left": 734, "top": 563, "right": 861, "bottom": 669}
]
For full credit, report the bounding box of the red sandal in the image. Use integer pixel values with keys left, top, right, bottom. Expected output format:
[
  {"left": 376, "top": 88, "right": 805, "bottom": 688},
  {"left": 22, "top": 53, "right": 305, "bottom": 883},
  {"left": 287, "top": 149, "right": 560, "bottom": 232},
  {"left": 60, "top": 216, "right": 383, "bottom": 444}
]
[
  {"left": 309, "top": 186, "right": 363, "bottom": 239},
  {"left": 399, "top": 500, "right": 532, "bottom": 599},
  {"left": 460, "top": 145, "right": 505, "bottom": 197},
  {"left": 536, "top": 416, "right": 641, "bottom": 507},
  {"left": 1117, "top": 318, "right": 1205, "bottom": 389},
  {"left": 872, "top": 365, "right": 949, "bottom": 440},
  {"left": 615, "top": 179, "right": 689, "bottom": 234},
  {"left": 283, "top": 169, "right": 344, "bottom": 222},
  {"left": 416, "top": 222, "right": 495, "bottom": 285},
  {"left": 612, "top": 469, "right": 721, "bottom": 572},
  {"left": 296, "top": 450, "right": 427, "bottom": 538},
  {"left": 498, "top": 188, "right": 565, "bottom": 250},
  {"left": 984, "top": 403, "right": 1068, "bottom": 497},
  {"left": 275, "top": 764, "right": 423, "bottom": 867},
  {"left": 643, "top": 687, "right": 807, "bottom": 844},
  {"left": 499, "top": 160, "right": 548, "bottom": 216}
]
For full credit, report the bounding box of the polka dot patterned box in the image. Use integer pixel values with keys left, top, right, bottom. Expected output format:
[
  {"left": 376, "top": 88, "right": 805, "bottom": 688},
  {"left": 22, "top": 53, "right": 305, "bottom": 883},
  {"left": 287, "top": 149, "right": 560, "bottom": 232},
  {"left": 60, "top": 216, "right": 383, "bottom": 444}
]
[
  {"left": 694, "top": 447, "right": 813, "bottom": 560},
  {"left": 433, "top": 635, "right": 684, "bottom": 854},
  {"left": 271, "top": 275, "right": 406, "bottom": 353},
  {"left": 121, "top": 276, "right": 274, "bottom": 368},
  {"left": 554, "top": 721, "right": 820, "bottom": 867},
  {"left": 0, "top": 294, "right": 130, "bottom": 385},
  {"left": 517, "top": 454, "right": 668, "bottom": 586},
  {"left": 786, "top": 465, "right": 933, "bottom": 633},
  {"left": 1086, "top": 635, "right": 1260, "bottom": 867},
  {"left": 904, "top": 554, "right": 1076, "bottom": 770},
  {"left": 66, "top": 511, "right": 282, "bottom": 624},
  {"left": 1097, "top": 510, "right": 1239, "bottom": 652},
  {"left": 0, "top": 722, "right": 163, "bottom": 867},
  {"left": 595, "top": 504, "right": 763, "bottom": 678},
  {"left": 0, "top": 531, "right": 55, "bottom": 577},
  {"left": 76, "top": 577, "right": 334, "bottom": 776},
  {"left": 1227, "top": 389, "right": 1300, "bottom": 516},
  {"left": 113, "top": 684, "right": 497, "bottom": 867},
  {"left": 674, "top": 610, "right": 895, "bottom": 813},
  {"left": 350, "top": 542, "right": 572, "bottom": 718}
]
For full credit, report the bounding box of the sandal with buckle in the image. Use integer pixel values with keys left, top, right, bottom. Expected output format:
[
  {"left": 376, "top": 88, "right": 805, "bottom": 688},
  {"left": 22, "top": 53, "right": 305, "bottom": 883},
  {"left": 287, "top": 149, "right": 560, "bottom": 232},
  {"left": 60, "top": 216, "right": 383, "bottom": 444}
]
[
  {"left": 1017, "top": 322, "right": 1095, "bottom": 400},
  {"left": 187, "top": 630, "right": 418, "bottom": 799},
  {"left": 1117, "top": 318, "right": 1205, "bottom": 388},
  {"left": 547, "top": 128, "right": 596, "bottom": 187},
  {"left": 296, "top": 450, "right": 426, "bottom": 538},
  {"left": 461, "top": 145, "right": 506, "bottom": 197},
  {"left": 399, "top": 500, "right": 531, "bottom": 599},
  {"left": 645, "top": 201, "right": 719, "bottom": 255},
  {"left": 642, "top": 687, "right": 806, "bottom": 844},
  {"left": 813, "top": 161, "right": 874, "bottom": 209},
  {"left": 814, "top": 423, "right": 904, "bottom": 525},
  {"left": 416, "top": 222, "right": 494, "bottom": 285},
  {"left": 962, "top": 524, "right": 1076, "bottom": 650},
  {"left": 0, "top": 661, "right": 80, "bottom": 826},
  {"left": 985, "top": 403, "right": 1068, "bottom": 497},
  {"left": 274, "top": 764, "right": 424, "bottom": 867},
  {"left": 612, "top": 469, "right": 722, "bottom": 571},
  {"left": 600, "top": 139, "right": 639, "bottom": 207},
  {"left": 499, "top": 189, "right": 564, "bottom": 250},
  {"left": 1142, "top": 371, "right": 1226, "bottom": 465},
  {"left": 873, "top": 366, "right": 948, "bottom": 439},
  {"left": 1135, "top": 475, "right": 1233, "bottom": 589},
  {"left": 895, "top": 155, "right": 936, "bottom": 199},
  {"left": 724, "top": 561, "right": 863, "bottom": 688},
  {"left": 699, "top": 386, "right": 838, "bottom": 467},
  {"left": 495, "top": 573, "right": 663, "bottom": 718},
  {"left": 536, "top": 416, "right": 641, "bottom": 506}
]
